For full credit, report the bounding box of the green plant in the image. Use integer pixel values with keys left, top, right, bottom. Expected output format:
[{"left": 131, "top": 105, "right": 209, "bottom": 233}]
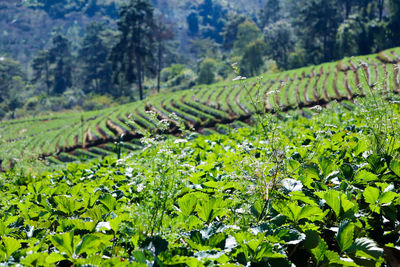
[{"left": 355, "top": 62, "right": 400, "bottom": 158}]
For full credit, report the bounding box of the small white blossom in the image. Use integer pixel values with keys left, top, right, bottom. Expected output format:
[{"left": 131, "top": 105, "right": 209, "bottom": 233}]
[{"left": 232, "top": 76, "right": 247, "bottom": 81}]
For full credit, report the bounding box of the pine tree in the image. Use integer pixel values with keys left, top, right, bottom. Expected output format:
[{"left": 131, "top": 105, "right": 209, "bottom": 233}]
[
  {"left": 110, "top": 0, "right": 155, "bottom": 100},
  {"left": 31, "top": 35, "right": 73, "bottom": 95},
  {"left": 259, "top": 0, "right": 280, "bottom": 28},
  {"left": 79, "top": 22, "right": 113, "bottom": 95},
  {"left": 388, "top": 0, "right": 400, "bottom": 45},
  {"left": 32, "top": 51, "right": 51, "bottom": 94},
  {"left": 293, "top": 0, "right": 342, "bottom": 64},
  {"left": 49, "top": 35, "right": 73, "bottom": 95},
  {"left": 153, "top": 18, "right": 174, "bottom": 93}
]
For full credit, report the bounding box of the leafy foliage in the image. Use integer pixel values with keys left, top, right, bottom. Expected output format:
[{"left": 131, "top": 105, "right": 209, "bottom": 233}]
[{"left": 1, "top": 98, "right": 400, "bottom": 265}]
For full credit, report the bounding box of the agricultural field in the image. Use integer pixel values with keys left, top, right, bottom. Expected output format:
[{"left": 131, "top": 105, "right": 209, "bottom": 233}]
[
  {"left": 1, "top": 94, "right": 400, "bottom": 265},
  {"left": 1, "top": 47, "right": 400, "bottom": 168}
]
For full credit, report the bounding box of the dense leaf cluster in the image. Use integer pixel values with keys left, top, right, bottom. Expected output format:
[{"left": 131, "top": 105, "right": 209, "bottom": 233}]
[{"left": 1, "top": 103, "right": 400, "bottom": 265}]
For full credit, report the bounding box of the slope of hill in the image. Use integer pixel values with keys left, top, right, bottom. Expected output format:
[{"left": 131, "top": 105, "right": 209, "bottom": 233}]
[
  {"left": 1, "top": 46, "right": 400, "bottom": 168},
  {"left": 1, "top": 78, "right": 400, "bottom": 265}
]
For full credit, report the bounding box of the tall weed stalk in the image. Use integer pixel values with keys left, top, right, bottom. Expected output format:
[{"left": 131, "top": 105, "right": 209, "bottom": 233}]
[
  {"left": 231, "top": 64, "right": 287, "bottom": 221},
  {"left": 355, "top": 62, "right": 400, "bottom": 158}
]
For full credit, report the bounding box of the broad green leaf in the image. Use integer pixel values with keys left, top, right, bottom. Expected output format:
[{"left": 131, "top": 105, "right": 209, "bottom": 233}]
[
  {"left": 347, "top": 238, "right": 383, "bottom": 259},
  {"left": 321, "top": 190, "right": 341, "bottom": 218},
  {"left": 109, "top": 214, "right": 129, "bottom": 233},
  {"left": 311, "top": 239, "right": 328, "bottom": 264},
  {"left": 21, "top": 253, "right": 48, "bottom": 266},
  {"left": 303, "top": 164, "right": 320, "bottom": 180},
  {"left": 274, "top": 201, "right": 324, "bottom": 223},
  {"left": 288, "top": 159, "right": 300, "bottom": 172},
  {"left": 178, "top": 193, "right": 198, "bottom": 217},
  {"left": 378, "top": 191, "right": 397, "bottom": 204},
  {"left": 132, "top": 251, "right": 147, "bottom": 264},
  {"left": 303, "top": 230, "right": 320, "bottom": 250},
  {"left": 390, "top": 159, "right": 400, "bottom": 177},
  {"left": 326, "top": 250, "right": 358, "bottom": 266},
  {"left": 316, "top": 190, "right": 355, "bottom": 219},
  {"left": 53, "top": 195, "right": 84, "bottom": 215},
  {"left": 367, "top": 154, "right": 387, "bottom": 174},
  {"left": 363, "top": 187, "right": 380, "bottom": 205},
  {"left": 46, "top": 253, "right": 67, "bottom": 264},
  {"left": 50, "top": 231, "right": 74, "bottom": 258},
  {"left": 353, "top": 170, "right": 378, "bottom": 184},
  {"left": 99, "top": 194, "right": 118, "bottom": 212},
  {"left": 75, "top": 234, "right": 101, "bottom": 256},
  {"left": 276, "top": 228, "right": 306, "bottom": 245},
  {"left": 2, "top": 237, "right": 21, "bottom": 260},
  {"left": 336, "top": 220, "right": 354, "bottom": 252},
  {"left": 290, "top": 191, "right": 318, "bottom": 206},
  {"left": 297, "top": 206, "right": 324, "bottom": 222},
  {"left": 196, "top": 197, "right": 225, "bottom": 223},
  {"left": 319, "top": 157, "right": 335, "bottom": 178},
  {"left": 58, "top": 219, "right": 97, "bottom": 232},
  {"left": 84, "top": 207, "right": 103, "bottom": 222},
  {"left": 164, "top": 256, "right": 204, "bottom": 267},
  {"left": 340, "top": 194, "right": 355, "bottom": 215},
  {"left": 340, "top": 164, "right": 354, "bottom": 180}
]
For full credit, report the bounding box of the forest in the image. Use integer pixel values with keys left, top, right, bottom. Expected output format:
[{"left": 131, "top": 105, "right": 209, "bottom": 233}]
[{"left": 0, "top": 0, "right": 399, "bottom": 119}]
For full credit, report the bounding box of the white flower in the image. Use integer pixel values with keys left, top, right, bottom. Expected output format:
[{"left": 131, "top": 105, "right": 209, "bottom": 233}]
[
  {"left": 96, "top": 222, "right": 111, "bottom": 231},
  {"left": 232, "top": 76, "right": 247, "bottom": 81},
  {"left": 310, "top": 105, "right": 322, "bottom": 111},
  {"left": 174, "top": 139, "right": 187, "bottom": 144},
  {"left": 137, "top": 183, "right": 145, "bottom": 192}
]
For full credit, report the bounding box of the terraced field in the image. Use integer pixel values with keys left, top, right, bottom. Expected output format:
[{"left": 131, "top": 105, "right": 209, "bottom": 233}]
[{"left": 1, "top": 47, "right": 400, "bottom": 166}]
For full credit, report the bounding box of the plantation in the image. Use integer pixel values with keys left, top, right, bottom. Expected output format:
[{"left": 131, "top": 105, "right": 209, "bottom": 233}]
[
  {"left": 1, "top": 45, "right": 400, "bottom": 265},
  {"left": 2, "top": 94, "right": 400, "bottom": 265},
  {"left": 1, "top": 47, "right": 400, "bottom": 167}
]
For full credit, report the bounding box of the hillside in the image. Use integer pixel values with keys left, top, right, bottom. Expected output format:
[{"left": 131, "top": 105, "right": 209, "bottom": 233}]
[
  {"left": 1, "top": 46, "right": 400, "bottom": 168},
  {"left": 1, "top": 73, "right": 400, "bottom": 265},
  {"left": 3, "top": 1, "right": 400, "bottom": 265}
]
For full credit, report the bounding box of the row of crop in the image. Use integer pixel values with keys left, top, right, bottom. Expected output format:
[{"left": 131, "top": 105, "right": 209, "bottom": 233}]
[{"left": 2, "top": 47, "right": 400, "bottom": 166}]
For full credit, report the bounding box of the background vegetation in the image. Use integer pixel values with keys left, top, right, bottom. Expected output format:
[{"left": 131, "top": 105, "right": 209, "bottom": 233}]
[{"left": 1, "top": 0, "right": 400, "bottom": 120}]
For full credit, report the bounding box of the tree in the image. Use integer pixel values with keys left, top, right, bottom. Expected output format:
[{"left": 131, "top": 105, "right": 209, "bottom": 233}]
[
  {"left": 0, "top": 57, "right": 25, "bottom": 103},
  {"left": 336, "top": 17, "right": 362, "bottom": 58},
  {"left": 187, "top": 12, "right": 199, "bottom": 36},
  {"left": 0, "top": 57, "right": 26, "bottom": 118},
  {"left": 78, "top": 22, "right": 113, "bottom": 95},
  {"left": 31, "top": 35, "right": 73, "bottom": 95},
  {"left": 259, "top": 0, "right": 280, "bottom": 28},
  {"left": 197, "top": 58, "right": 216, "bottom": 85},
  {"left": 239, "top": 39, "right": 268, "bottom": 77},
  {"left": 293, "top": 0, "right": 342, "bottom": 64},
  {"left": 221, "top": 13, "right": 246, "bottom": 50},
  {"left": 110, "top": 0, "right": 155, "bottom": 100},
  {"left": 187, "top": 0, "right": 227, "bottom": 43},
  {"left": 388, "top": 0, "right": 400, "bottom": 46},
  {"left": 233, "top": 20, "right": 262, "bottom": 56},
  {"left": 263, "top": 20, "right": 295, "bottom": 69},
  {"left": 153, "top": 18, "right": 174, "bottom": 93},
  {"left": 189, "top": 38, "right": 220, "bottom": 59},
  {"left": 49, "top": 35, "right": 73, "bottom": 94},
  {"left": 32, "top": 51, "right": 51, "bottom": 94},
  {"left": 377, "top": 0, "right": 385, "bottom": 21},
  {"left": 339, "top": 0, "right": 355, "bottom": 18}
]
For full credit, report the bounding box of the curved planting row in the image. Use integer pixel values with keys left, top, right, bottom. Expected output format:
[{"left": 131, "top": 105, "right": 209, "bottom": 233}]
[{"left": 1, "top": 47, "right": 400, "bottom": 165}]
